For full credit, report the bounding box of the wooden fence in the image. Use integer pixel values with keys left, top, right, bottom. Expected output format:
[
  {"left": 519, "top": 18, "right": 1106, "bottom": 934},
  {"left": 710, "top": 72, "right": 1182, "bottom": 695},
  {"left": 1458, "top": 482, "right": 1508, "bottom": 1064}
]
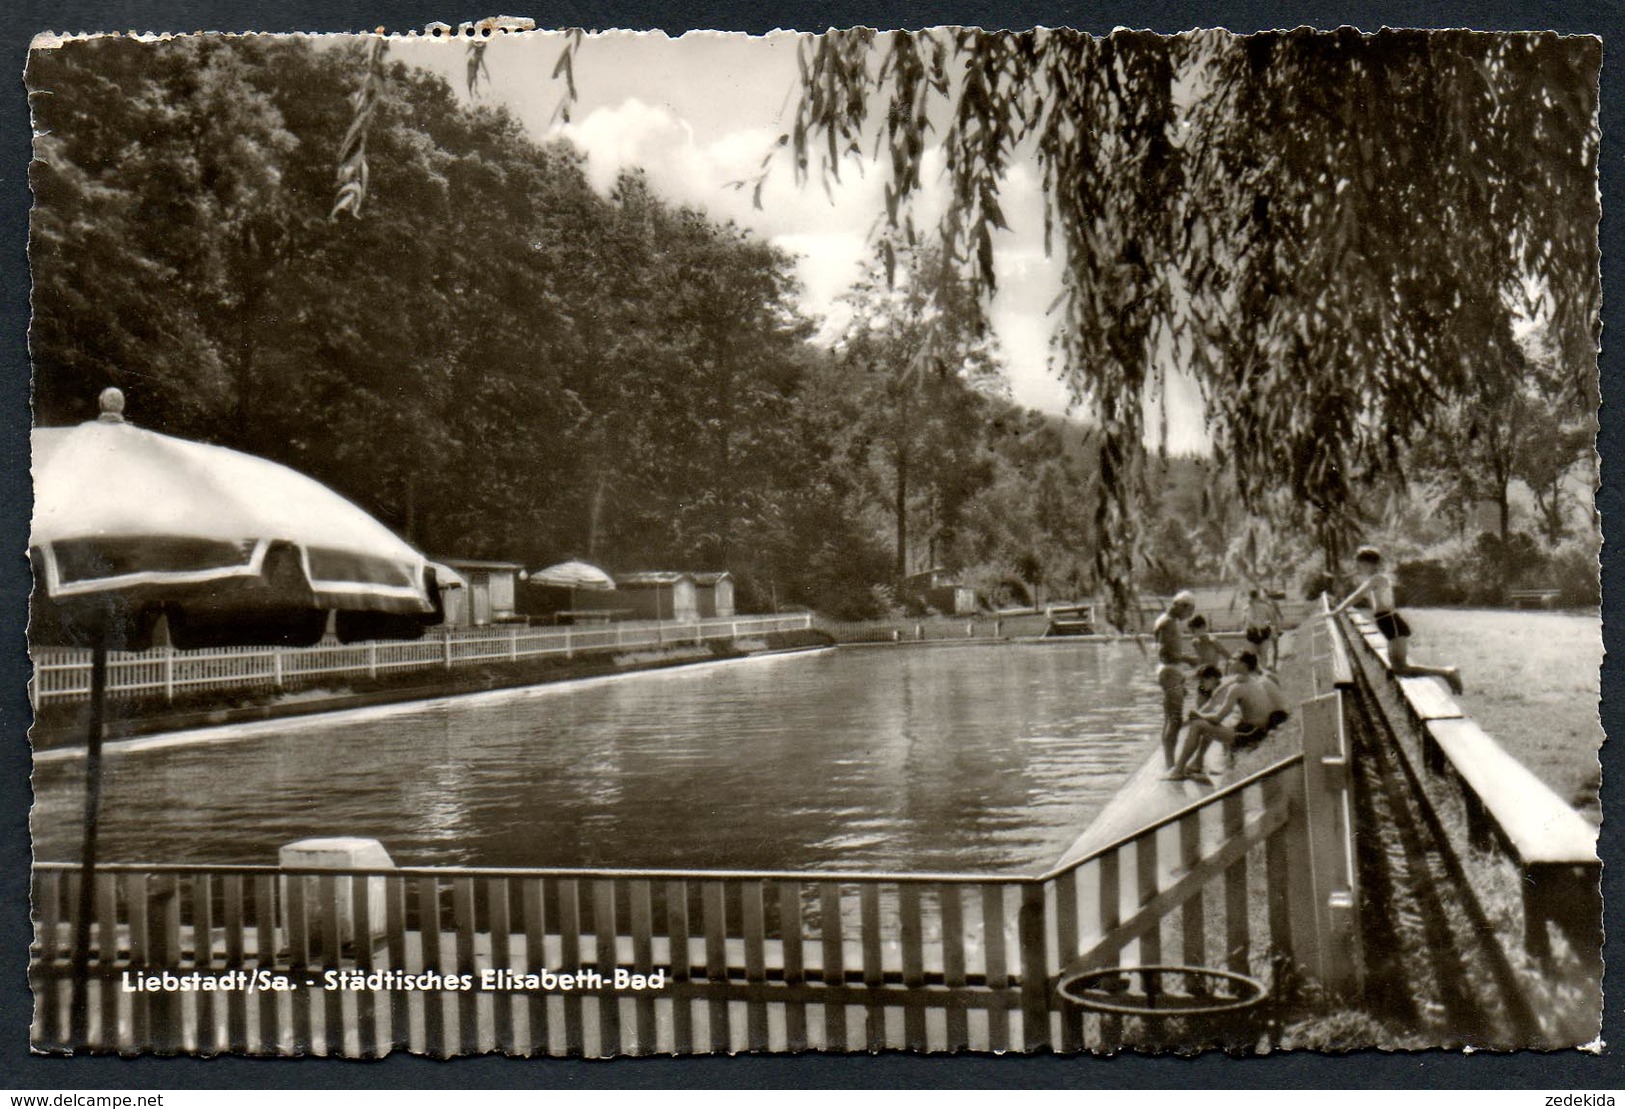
[
  {"left": 818, "top": 599, "right": 1317, "bottom": 646},
  {"left": 30, "top": 614, "right": 813, "bottom": 711},
  {"left": 1298, "top": 598, "right": 1364, "bottom": 997},
  {"left": 818, "top": 614, "right": 1039, "bottom": 643},
  {"left": 1039, "top": 756, "right": 1313, "bottom": 1051},
  {"left": 31, "top": 755, "right": 1323, "bottom": 1057}
]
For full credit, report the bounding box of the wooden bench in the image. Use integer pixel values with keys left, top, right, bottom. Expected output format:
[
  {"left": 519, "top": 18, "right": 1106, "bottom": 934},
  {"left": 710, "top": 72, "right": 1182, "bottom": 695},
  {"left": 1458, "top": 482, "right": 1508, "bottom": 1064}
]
[
  {"left": 1338, "top": 608, "right": 1599, "bottom": 964},
  {"left": 1345, "top": 611, "right": 1390, "bottom": 667},
  {"left": 1396, "top": 675, "right": 1463, "bottom": 725},
  {"left": 1044, "top": 604, "right": 1096, "bottom": 636},
  {"left": 1509, "top": 588, "right": 1561, "bottom": 609},
  {"left": 1425, "top": 717, "right": 1599, "bottom": 962}
]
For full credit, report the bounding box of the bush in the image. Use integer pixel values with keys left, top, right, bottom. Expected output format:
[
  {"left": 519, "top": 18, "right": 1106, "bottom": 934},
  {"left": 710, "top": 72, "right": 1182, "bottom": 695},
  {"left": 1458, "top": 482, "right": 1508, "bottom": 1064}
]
[
  {"left": 786, "top": 538, "right": 896, "bottom": 619},
  {"left": 1551, "top": 543, "right": 1601, "bottom": 608},
  {"left": 1301, "top": 570, "right": 1334, "bottom": 602},
  {"left": 1407, "top": 532, "right": 1597, "bottom": 608},
  {"left": 1394, "top": 558, "right": 1463, "bottom": 606},
  {"left": 809, "top": 583, "right": 890, "bottom": 622},
  {"left": 1463, "top": 531, "right": 1543, "bottom": 604}
]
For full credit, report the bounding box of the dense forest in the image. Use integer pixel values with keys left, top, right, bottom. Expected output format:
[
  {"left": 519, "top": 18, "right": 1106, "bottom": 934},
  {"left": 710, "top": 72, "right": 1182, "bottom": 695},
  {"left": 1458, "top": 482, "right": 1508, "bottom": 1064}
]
[
  {"left": 25, "top": 36, "right": 1094, "bottom": 617},
  {"left": 27, "top": 35, "right": 1599, "bottom": 619}
]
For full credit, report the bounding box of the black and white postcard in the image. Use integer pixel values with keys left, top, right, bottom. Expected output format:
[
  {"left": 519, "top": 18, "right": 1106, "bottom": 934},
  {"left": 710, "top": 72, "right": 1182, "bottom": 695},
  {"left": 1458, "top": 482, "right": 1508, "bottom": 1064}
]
[{"left": 21, "top": 21, "right": 1607, "bottom": 1067}]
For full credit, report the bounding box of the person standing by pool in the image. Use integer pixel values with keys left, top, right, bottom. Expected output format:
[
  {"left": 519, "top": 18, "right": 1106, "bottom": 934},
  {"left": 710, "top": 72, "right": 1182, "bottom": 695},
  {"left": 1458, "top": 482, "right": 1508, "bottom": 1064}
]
[
  {"left": 1327, "top": 545, "right": 1463, "bottom": 694},
  {"left": 1244, "top": 588, "right": 1283, "bottom": 669},
  {"left": 1154, "top": 591, "right": 1200, "bottom": 768}
]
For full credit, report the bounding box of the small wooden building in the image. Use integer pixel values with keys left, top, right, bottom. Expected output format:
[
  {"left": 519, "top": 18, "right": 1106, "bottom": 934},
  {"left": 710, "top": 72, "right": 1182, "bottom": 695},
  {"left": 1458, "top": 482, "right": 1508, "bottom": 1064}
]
[
  {"left": 429, "top": 562, "right": 469, "bottom": 627},
  {"left": 612, "top": 571, "right": 700, "bottom": 622},
  {"left": 692, "top": 572, "right": 735, "bottom": 618},
  {"left": 439, "top": 559, "right": 526, "bottom": 626},
  {"left": 903, "top": 567, "right": 977, "bottom": 616}
]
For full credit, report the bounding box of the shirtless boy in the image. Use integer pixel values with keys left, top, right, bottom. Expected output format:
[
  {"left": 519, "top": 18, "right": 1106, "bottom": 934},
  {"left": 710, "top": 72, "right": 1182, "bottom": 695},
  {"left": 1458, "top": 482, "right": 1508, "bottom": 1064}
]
[
  {"left": 1244, "top": 588, "right": 1282, "bottom": 669},
  {"left": 1327, "top": 546, "right": 1462, "bottom": 694},
  {"left": 1189, "top": 614, "right": 1231, "bottom": 669},
  {"left": 1153, "top": 591, "right": 1200, "bottom": 768},
  {"left": 1166, "top": 651, "right": 1290, "bottom": 782},
  {"left": 1194, "top": 663, "right": 1224, "bottom": 706}
]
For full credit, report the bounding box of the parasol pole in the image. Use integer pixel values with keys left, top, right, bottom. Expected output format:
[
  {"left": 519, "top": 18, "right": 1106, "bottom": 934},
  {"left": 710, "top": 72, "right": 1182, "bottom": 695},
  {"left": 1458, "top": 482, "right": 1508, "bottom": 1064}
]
[{"left": 68, "top": 624, "right": 108, "bottom": 1047}]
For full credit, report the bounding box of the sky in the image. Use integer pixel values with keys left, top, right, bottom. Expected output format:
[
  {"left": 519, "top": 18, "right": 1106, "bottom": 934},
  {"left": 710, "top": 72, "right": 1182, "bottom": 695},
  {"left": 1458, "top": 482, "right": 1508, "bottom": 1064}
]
[{"left": 392, "top": 29, "right": 1210, "bottom": 451}]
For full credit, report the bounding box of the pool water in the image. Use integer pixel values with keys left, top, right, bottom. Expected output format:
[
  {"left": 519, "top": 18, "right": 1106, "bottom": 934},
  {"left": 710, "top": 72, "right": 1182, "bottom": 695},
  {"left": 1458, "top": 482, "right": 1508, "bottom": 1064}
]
[{"left": 32, "top": 642, "right": 1164, "bottom": 874}]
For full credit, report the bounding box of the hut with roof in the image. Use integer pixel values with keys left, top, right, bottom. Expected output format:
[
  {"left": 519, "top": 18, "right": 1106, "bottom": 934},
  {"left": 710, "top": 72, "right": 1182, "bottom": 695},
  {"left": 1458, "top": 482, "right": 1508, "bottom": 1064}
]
[
  {"left": 902, "top": 567, "right": 977, "bottom": 616},
  {"left": 692, "top": 571, "right": 735, "bottom": 618},
  {"left": 612, "top": 571, "right": 700, "bottom": 622},
  {"left": 439, "top": 558, "right": 526, "bottom": 626}
]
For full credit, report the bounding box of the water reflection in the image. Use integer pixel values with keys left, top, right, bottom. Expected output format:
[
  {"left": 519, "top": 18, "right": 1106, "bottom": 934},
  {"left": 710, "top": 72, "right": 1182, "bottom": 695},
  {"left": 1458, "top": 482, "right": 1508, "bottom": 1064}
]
[{"left": 33, "top": 643, "right": 1162, "bottom": 873}]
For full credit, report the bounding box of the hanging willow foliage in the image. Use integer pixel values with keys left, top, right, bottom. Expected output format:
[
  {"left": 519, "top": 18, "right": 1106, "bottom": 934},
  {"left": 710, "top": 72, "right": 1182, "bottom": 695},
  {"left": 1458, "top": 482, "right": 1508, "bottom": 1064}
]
[
  {"left": 781, "top": 27, "right": 1598, "bottom": 625},
  {"left": 329, "top": 27, "right": 1599, "bottom": 625},
  {"left": 331, "top": 34, "right": 390, "bottom": 219}
]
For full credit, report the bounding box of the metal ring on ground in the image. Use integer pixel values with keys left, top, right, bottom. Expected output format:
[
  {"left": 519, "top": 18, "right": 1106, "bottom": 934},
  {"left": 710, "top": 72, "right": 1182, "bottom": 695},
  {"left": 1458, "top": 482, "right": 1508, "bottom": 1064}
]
[{"left": 1055, "top": 964, "right": 1267, "bottom": 1019}]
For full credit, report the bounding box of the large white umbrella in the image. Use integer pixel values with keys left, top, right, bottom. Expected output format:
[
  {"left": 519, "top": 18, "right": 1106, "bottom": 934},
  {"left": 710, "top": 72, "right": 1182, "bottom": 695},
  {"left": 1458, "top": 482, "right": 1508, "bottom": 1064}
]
[
  {"left": 529, "top": 559, "right": 615, "bottom": 591},
  {"left": 33, "top": 398, "right": 438, "bottom": 650},
  {"left": 30, "top": 389, "right": 440, "bottom": 1044},
  {"left": 528, "top": 559, "right": 615, "bottom": 615}
]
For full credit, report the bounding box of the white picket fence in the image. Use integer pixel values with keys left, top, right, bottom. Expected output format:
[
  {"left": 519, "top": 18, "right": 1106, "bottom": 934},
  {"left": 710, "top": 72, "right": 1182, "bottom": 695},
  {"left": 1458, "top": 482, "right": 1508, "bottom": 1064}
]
[{"left": 29, "top": 614, "right": 813, "bottom": 710}]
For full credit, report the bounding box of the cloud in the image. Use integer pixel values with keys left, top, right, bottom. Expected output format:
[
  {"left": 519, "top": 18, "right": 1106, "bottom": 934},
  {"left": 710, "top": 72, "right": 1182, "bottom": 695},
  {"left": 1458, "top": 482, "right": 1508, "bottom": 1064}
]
[
  {"left": 769, "top": 230, "right": 870, "bottom": 332},
  {"left": 559, "top": 97, "right": 889, "bottom": 334},
  {"left": 555, "top": 94, "right": 1212, "bottom": 437},
  {"left": 560, "top": 99, "right": 706, "bottom": 197}
]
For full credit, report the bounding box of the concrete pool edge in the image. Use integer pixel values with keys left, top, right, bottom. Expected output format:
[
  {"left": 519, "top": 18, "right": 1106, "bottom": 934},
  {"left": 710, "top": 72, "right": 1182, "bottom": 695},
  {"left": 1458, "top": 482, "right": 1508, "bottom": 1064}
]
[{"left": 31, "top": 645, "right": 839, "bottom": 764}]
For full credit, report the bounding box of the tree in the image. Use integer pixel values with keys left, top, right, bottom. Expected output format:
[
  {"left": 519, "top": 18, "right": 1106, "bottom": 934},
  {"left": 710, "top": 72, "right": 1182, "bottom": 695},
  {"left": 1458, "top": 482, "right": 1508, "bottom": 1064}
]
[
  {"left": 954, "top": 407, "right": 1097, "bottom": 606},
  {"left": 1509, "top": 327, "right": 1597, "bottom": 549},
  {"left": 1519, "top": 417, "right": 1593, "bottom": 548},
  {"left": 42, "top": 31, "right": 1600, "bottom": 620},
  {"left": 318, "top": 28, "right": 1599, "bottom": 617},
  {"left": 1410, "top": 327, "right": 1597, "bottom": 548},
  {"left": 29, "top": 36, "right": 304, "bottom": 441},
  {"left": 834, "top": 245, "right": 1004, "bottom": 581},
  {"left": 1419, "top": 332, "right": 1530, "bottom": 545}
]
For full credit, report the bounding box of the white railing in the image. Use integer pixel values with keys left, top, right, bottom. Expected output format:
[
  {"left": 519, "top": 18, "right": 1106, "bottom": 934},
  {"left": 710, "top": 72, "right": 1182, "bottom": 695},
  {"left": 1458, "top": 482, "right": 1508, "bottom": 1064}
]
[{"left": 29, "top": 614, "right": 814, "bottom": 710}]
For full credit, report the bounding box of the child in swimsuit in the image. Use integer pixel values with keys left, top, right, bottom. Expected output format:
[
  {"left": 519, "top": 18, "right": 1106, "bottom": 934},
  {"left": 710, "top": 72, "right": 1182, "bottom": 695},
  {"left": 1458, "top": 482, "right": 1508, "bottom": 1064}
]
[
  {"left": 1244, "top": 589, "right": 1282, "bottom": 668},
  {"left": 1154, "top": 592, "right": 1200, "bottom": 767},
  {"left": 1188, "top": 615, "right": 1231, "bottom": 669},
  {"left": 1328, "top": 546, "right": 1462, "bottom": 694},
  {"left": 1194, "top": 663, "right": 1225, "bottom": 705}
]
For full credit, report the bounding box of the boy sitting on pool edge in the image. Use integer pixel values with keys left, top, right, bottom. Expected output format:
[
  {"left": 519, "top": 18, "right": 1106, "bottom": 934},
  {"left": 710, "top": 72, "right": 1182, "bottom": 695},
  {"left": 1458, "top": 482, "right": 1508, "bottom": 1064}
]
[
  {"left": 1194, "top": 662, "right": 1224, "bottom": 706},
  {"left": 1165, "top": 651, "right": 1290, "bottom": 783}
]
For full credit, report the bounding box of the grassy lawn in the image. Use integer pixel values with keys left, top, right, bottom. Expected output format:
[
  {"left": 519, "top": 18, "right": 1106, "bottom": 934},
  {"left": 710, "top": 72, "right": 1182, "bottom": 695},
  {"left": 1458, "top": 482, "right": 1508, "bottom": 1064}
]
[{"left": 1403, "top": 607, "right": 1603, "bottom": 821}]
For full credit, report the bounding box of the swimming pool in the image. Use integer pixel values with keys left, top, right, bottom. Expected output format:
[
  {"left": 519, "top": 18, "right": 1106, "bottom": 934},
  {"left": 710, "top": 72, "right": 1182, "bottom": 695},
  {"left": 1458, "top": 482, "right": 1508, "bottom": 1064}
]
[{"left": 31, "top": 642, "right": 1164, "bottom": 873}]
